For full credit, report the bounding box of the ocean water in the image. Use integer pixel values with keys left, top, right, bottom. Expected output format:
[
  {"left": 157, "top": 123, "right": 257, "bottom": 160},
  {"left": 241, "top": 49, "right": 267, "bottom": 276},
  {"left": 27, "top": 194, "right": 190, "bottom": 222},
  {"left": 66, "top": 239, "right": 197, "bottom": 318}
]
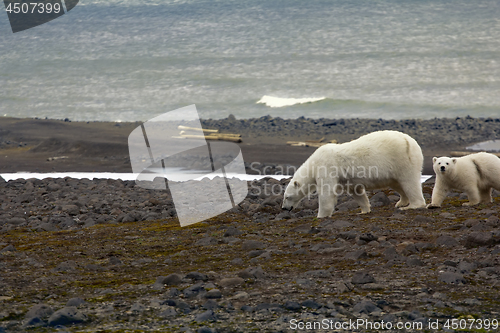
[{"left": 0, "top": 0, "right": 499, "bottom": 122}]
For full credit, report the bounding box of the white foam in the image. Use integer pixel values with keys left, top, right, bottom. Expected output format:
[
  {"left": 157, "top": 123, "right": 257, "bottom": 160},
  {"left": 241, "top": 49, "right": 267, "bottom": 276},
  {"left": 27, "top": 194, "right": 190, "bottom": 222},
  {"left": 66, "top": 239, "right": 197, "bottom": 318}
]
[
  {"left": 1, "top": 172, "right": 432, "bottom": 183},
  {"left": 257, "top": 95, "right": 326, "bottom": 108}
]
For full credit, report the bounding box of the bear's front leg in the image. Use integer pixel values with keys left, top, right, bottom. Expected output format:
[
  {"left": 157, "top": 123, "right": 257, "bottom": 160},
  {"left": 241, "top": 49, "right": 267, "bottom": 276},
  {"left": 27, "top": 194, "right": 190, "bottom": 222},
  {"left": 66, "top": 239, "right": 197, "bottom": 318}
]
[
  {"left": 427, "top": 181, "right": 447, "bottom": 209},
  {"left": 352, "top": 190, "right": 370, "bottom": 214}
]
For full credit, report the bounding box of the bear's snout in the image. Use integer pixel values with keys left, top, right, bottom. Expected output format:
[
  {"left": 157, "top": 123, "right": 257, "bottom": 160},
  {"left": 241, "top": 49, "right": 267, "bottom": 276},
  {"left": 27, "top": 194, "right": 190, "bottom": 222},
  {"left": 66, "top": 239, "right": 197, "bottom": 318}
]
[{"left": 440, "top": 165, "right": 446, "bottom": 172}]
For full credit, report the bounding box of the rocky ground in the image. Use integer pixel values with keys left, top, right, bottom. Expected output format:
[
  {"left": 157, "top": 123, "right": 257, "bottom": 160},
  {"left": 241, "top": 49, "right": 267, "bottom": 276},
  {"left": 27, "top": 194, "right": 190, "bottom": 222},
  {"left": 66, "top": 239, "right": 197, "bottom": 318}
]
[{"left": 1, "top": 175, "right": 500, "bottom": 332}]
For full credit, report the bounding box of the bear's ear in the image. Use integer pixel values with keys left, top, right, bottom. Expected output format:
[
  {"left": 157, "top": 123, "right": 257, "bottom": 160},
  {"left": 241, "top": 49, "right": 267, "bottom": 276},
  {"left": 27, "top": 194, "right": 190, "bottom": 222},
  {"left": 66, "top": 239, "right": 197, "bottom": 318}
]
[
  {"left": 432, "top": 157, "right": 437, "bottom": 163},
  {"left": 293, "top": 180, "right": 300, "bottom": 188},
  {"left": 452, "top": 158, "right": 457, "bottom": 164}
]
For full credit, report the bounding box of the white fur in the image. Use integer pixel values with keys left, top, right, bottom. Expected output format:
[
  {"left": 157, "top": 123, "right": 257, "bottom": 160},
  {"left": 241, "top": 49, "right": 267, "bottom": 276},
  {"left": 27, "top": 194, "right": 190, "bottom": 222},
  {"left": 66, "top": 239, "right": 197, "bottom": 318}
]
[
  {"left": 428, "top": 152, "right": 500, "bottom": 208},
  {"left": 282, "top": 130, "right": 426, "bottom": 217}
]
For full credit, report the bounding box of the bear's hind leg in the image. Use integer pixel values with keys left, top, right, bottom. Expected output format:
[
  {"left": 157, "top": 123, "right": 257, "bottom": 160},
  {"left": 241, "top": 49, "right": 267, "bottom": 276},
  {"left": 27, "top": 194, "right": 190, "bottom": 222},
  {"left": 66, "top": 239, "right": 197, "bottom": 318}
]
[
  {"left": 480, "top": 188, "right": 492, "bottom": 203},
  {"left": 397, "top": 178, "right": 426, "bottom": 210},
  {"left": 463, "top": 187, "right": 481, "bottom": 206},
  {"left": 392, "top": 184, "right": 409, "bottom": 208}
]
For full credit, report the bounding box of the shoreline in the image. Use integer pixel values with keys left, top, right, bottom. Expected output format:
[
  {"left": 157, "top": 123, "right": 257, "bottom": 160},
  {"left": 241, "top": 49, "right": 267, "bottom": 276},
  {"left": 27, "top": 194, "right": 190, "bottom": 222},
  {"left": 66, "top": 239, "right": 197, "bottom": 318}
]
[{"left": 1, "top": 115, "right": 499, "bottom": 175}]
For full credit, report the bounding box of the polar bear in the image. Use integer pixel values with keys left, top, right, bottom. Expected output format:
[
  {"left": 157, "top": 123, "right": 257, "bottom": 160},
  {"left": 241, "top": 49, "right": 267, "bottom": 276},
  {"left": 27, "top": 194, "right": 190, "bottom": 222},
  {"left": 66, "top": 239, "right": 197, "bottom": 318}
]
[
  {"left": 281, "top": 130, "right": 426, "bottom": 217},
  {"left": 427, "top": 152, "right": 500, "bottom": 208}
]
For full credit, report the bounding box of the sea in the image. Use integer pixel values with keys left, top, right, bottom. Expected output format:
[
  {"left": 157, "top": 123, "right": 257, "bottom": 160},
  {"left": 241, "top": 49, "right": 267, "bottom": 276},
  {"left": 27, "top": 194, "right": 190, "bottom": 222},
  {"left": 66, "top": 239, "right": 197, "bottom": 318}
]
[{"left": 0, "top": 0, "right": 499, "bottom": 122}]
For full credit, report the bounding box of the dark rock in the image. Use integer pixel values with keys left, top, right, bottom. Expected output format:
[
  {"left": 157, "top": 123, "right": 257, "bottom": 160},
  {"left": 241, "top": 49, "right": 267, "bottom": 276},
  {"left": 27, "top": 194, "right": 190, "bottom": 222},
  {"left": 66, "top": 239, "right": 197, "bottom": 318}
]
[
  {"left": 159, "top": 308, "right": 177, "bottom": 318},
  {"left": 352, "top": 300, "right": 381, "bottom": 314},
  {"left": 351, "top": 272, "right": 375, "bottom": 284},
  {"left": 108, "top": 256, "right": 122, "bottom": 265},
  {"left": 153, "top": 274, "right": 183, "bottom": 289},
  {"left": 130, "top": 302, "right": 146, "bottom": 313},
  {"left": 0, "top": 244, "right": 16, "bottom": 253},
  {"left": 305, "top": 270, "right": 331, "bottom": 278},
  {"left": 407, "top": 256, "right": 424, "bottom": 266},
  {"left": 198, "top": 327, "right": 215, "bottom": 333},
  {"left": 458, "top": 261, "right": 477, "bottom": 273},
  {"left": 435, "top": 235, "right": 459, "bottom": 247},
  {"left": 224, "top": 226, "right": 242, "bottom": 237},
  {"left": 248, "top": 250, "right": 266, "bottom": 258},
  {"left": 331, "top": 219, "right": 354, "bottom": 229},
  {"left": 47, "top": 306, "right": 86, "bottom": 326},
  {"left": 219, "top": 277, "right": 245, "bottom": 288},
  {"left": 301, "top": 299, "right": 322, "bottom": 309},
  {"left": 439, "top": 272, "right": 466, "bottom": 284},
  {"left": 25, "top": 304, "right": 53, "bottom": 319},
  {"left": 339, "top": 230, "right": 358, "bottom": 240},
  {"left": 345, "top": 250, "right": 368, "bottom": 260},
  {"left": 413, "top": 215, "right": 433, "bottom": 224},
  {"left": 183, "top": 283, "right": 205, "bottom": 298},
  {"left": 359, "top": 233, "right": 377, "bottom": 242},
  {"left": 195, "top": 310, "right": 216, "bottom": 322},
  {"left": 241, "top": 240, "right": 266, "bottom": 251},
  {"left": 284, "top": 301, "right": 302, "bottom": 311},
  {"left": 202, "top": 299, "right": 219, "bottom": 310},
  {"left": 384, "top": 247, "right": 401, "bottom": 261},
  {"left": 66, "top": 298, "right": 85, "bottom": 307},
  {"left": 186, "top": 272, "right": 208, "bottom": 281},
  {"left": 195, "top": 237, "right": 218, "bottom": 246},
  {"left": 370, "top": 192, "right": 391, "bottom": 207},
  {"left": 205, "top": 289, "right": 222, "bottom": 299},
  {"left": 464, "top": 232, "right": 496, "bottom": 248}
]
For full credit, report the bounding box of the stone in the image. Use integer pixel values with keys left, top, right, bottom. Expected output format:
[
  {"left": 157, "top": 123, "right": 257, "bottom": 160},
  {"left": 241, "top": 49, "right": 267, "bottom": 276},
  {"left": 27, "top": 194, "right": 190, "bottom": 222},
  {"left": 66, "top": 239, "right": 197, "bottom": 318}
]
[
  {"left": 195, "top": 237, "right": 218, "bottom": 246},
  {"left": 25, "top": 304, "right": 53, "bottom": 319},
  {"left": 351, "top": 272, "right": 375, "bottom": 284},
  {"left": 47, "top": 307, "right": 86, "bottom": 326},
  {"left": 153, "top": 274, "right": 183, "bottom": 289},
  {"left": 439, "top": 272, "right": 466, "bottom": 284},
  {"left": 159, "top": 308, "right": 177, "bottom": 318},
  {"left": 0, "top": 244, "right": 16, "bottom": 253},
  {"left": 284, "top": 301, "right": 301, "bottom": 311},
  {"left": 345, "top": 250, "right": 368, "bottom": 260},
  {"left": 186, "top": 272, "right": 208, "bottom": 281},
  {"left": 224, "top": 226, "right": 242, "bottom": 237},
  {"left": 464, "top": 232, "right": 496, "bottom": 248},
  {"left": 219, "top": 277, "right": 245, "bottom": 288},
  {"left": 241, "top": 240, "right": 266, "bottom": 251},
  {"left": 195, "top": 310, "right": 216, "bottom": 322},
  {"left": 66, "top": 298, "right": 85, "bottom": 307},
  {"left": 435, "top": 235, "right": 459, "bottom": 247},
  {"left": 352, "top": 300, "right": 382, "bottom": 314},
  {"left": 370, "top": 192, "right": 391, "bottom": 206},
  {"left": 205, "top": 289, "right": 222, "bottom": 299}
]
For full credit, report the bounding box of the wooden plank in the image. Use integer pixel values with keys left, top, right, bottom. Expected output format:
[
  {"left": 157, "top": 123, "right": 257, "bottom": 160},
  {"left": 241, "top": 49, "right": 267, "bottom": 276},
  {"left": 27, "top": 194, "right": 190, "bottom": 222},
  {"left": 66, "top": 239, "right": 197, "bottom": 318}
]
[{"left": 178, "top": 125, "right": 218, "bottom": 133}]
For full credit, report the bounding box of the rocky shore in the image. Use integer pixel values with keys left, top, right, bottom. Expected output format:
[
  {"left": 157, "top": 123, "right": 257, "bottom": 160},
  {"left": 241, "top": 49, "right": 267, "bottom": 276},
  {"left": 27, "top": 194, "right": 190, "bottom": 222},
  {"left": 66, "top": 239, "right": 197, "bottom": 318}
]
[
  {"left": 2, "top": 115, "right": 500, "bottom": 174},
  {"left": 1, "top": 175, "right": 500, "bottom": 332}
]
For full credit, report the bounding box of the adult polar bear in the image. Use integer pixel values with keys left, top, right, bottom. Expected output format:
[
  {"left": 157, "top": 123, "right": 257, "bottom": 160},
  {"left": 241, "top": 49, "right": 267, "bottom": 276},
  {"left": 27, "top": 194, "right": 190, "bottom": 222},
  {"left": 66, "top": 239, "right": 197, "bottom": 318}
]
[{"left": 282, "top": 130, "right": 426, "bottom": 217}]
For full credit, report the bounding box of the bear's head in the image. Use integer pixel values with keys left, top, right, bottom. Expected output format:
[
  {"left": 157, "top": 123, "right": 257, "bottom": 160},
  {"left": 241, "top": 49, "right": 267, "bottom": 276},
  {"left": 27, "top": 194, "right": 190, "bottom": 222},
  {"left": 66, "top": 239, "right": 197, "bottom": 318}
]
[
  {"left": 433, "top": 156, "right": 456, "bottom": 175},
  {"left": 282, "top": 180, "right": 310, "bottom": 211}
]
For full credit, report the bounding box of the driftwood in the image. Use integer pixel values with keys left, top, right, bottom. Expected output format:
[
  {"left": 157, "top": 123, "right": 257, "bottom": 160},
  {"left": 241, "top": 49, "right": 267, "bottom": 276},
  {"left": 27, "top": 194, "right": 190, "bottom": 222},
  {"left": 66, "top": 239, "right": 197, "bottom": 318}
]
[
  {"left": 286, "top": 139, "right": 337, "bottom": 148},
  {"left": 450, "top": 151, "right": 500, "bottom": 157},
  {"left": 176, "top": 125, "right": 242, "bottom": 142},
  {"left": 177, "top": 125, "right": 218, "bottom": 133},
  {"left": 177, "top": 133, "right": 242, "bottom": 143}
]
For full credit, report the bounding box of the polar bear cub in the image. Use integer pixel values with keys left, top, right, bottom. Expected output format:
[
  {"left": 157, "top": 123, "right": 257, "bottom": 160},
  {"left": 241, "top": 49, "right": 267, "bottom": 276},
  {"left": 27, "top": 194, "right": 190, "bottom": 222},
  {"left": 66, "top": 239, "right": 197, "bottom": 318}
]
[
  {"left": 281, "top": 130, "right": 426, "bottom": 218},
  {"left": 427, "top": 152, "right": 500, "bottom": 208}
]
